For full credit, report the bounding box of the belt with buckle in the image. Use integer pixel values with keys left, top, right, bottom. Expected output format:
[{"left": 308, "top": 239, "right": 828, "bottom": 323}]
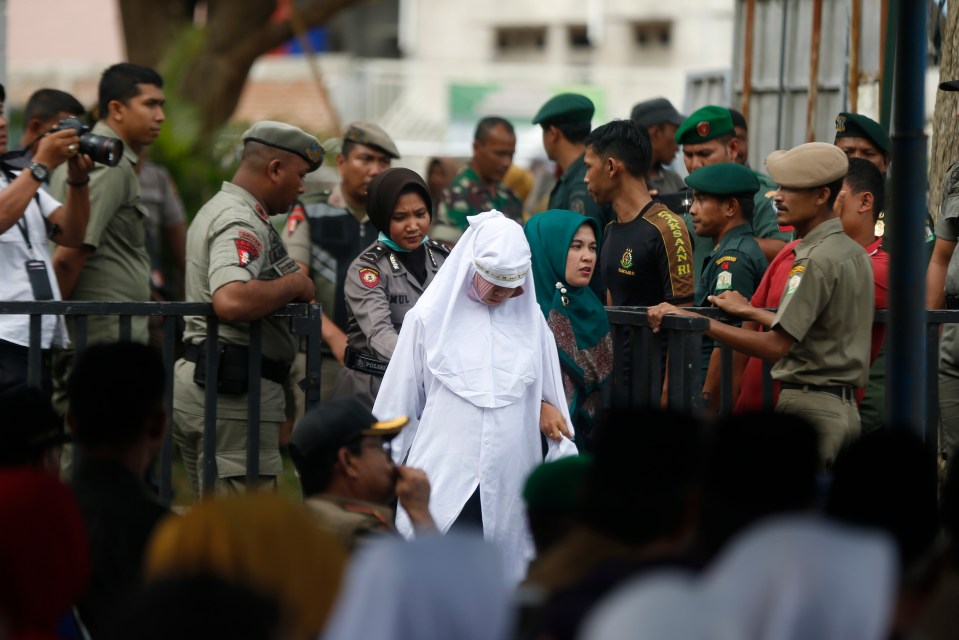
[
  {"left": 344, "top": 346, "right": 389, "bottom": 378},
  {"left": 183, "top": 342, "right": 289, "bottom": 385},
  {"left": 780, "top": 382, "right": 854, "bottom": 400}
]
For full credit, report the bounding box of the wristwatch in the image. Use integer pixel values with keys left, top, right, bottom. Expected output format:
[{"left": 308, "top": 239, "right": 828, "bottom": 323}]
[{"left": 27, "top": 162, "right": 49, "bottom": 183}]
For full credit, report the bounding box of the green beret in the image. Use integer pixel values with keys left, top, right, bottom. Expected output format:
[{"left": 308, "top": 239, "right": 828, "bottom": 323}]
[
  {"left": 343, "top": 121, "right": 400, "bottom": 159},
  {"left": 242, "top": 121, "right": 325, "bottom": 172},
  {"left": 834, "top": 112, "right": 890, "bottom": 155},
  {"left": 522, "top": 455, "right": 592, "bottom": 512},
  {"left": 675, "top": 105, "right": 735, "bottom": 144},
  {"left": 533, "top": 93, "right": 595, "bottom": 126},
  {"left": 685, "top": 162, "right": 760, "bottom": 196}
]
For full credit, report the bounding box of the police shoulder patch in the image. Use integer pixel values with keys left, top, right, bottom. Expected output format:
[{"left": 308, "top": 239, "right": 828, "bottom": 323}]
[
  {"left": 359, "top": 245, "right": 387, "bottom": 265},
  {"left": 785, "top": 264, "right": 805, "bottom": 296},
  {"left": 427, "top": 239, "right": 451, "bottom": 256},
  {"left": 359, "top": 267, "right": 381, "bottom": 288}
]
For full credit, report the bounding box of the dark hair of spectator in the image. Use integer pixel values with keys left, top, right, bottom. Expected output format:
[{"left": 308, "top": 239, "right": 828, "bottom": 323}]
[
  {"left": 104, "top": 574, "right": 282, "bottom": 640},
  {"left": 825, "top": 428, "right": 939, "bottom": 572},
  {"left": 584, "top": 120, "right": 653, "bottom": 178},
  {"left": 474, "top": 116, "right": 515, "bottom": 143},
  {"left": 844, "top": 157, "right": 886, "bottom": 220},
  {"left": 98, "top": 63, "right": 163, "bottom": 119},
  {"left": 578, "top": 409, "right": 702, "bottom": 546},
  {"left": 0, "top": 83, "right": 5, "bottom": 103},
  {"left": 67, "top": 342, "right": 166, "bottom": 448},
  {"left": 541, "top": 119, "right": 592, "bottom": 145},
  {"left": 696, "top": 412, "right": 819, "bottom": 563},
  {"left": 25, "top": 89, "right": 85, "bottom": 123},
  {"left": 823, "top": 176, "right": 844, "bottom": 210},
  {"left": 290, "top": 439, "right": 363, "bottom": 496},
  {"left": 728, "top": 108, "right": 748, "bottom": 131}
]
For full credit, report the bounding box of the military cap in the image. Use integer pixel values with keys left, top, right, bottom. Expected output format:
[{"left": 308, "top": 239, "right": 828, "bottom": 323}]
[
  {"left": 834, "top": 112, "right": 890, "bottom": 155},
  {"left": 765, "top": 142, "right": 849, "bottom": 189},
  {"left": 630, "top": 97, "right": 685, "bottom": 129},
  {"left": 675, "top": 106, "right": 735, "bottom": 144},
  {"left": 940, "top": 79, "right": 959, "bottom": 91},
  {"left": 289, "top": 397, "right": 408, "bottom": 467},
  {"left": 684, "top": 162, "right": 760, "bottom": 196},
  {"left": 522, "top": 455, "right": 593, "bottom": 512},
  {"left": 242, "top": 120, "right": 325, "bottom": 172},
  {"left": 533, "top": 93, "right": 595, "bottom": 126},
  {"left": 343, "top": 121, "right": 401, "bottom": 159}
]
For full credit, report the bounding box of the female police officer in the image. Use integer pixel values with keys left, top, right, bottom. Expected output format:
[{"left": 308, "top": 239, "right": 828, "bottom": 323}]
[{"left": 332, "top": 168, "right": 448, "bottom": 409}]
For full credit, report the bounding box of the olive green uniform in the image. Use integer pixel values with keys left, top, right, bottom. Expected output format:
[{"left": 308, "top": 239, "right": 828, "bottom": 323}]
[
  {"left": 685, "top": 179, "right": 787, "bottom": 284},
  {"left": 695, "top": 223, "right": 768, "bottom": 372},
  {"left": 304, "top": 495, "right": 399, "bottom": 552},
  {"left": 173, "top": 182, "right": 300, "bottom": 495},
  {"left": 646, "top": 166, "right": 686, "bottom": 194},
  {"left": 770, "top": 218, "right": 874, "bottom": 467},
  {"left": 332, "top": 240, "right": 448, "bottom": 409}
]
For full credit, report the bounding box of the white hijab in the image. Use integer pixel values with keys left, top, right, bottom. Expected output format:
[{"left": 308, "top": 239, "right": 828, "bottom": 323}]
[
  {"left": 322, "top": 534, "right": 514, "bottom": 640},
  {"left": 581, "top": 515, "right": 897, "bottom": 640},
  {"left": 416, "top": 210, "right": 541, "bottom": 408}
]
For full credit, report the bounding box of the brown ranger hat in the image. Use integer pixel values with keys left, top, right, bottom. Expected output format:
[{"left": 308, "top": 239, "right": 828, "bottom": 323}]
[
  {"left": 765, "top": 142, "right": 848, "bottom": 189},
  {"left": 343, "top": 121, "right": 401, "bottom": 159}
]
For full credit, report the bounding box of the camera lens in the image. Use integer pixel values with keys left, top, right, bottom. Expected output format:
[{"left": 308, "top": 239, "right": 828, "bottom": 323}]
[{"left": 79, "top": 133, "right": 124, "bottom": 167}]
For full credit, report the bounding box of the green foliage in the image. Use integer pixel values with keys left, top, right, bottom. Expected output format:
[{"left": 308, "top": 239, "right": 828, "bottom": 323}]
[{"left": 145, "top": 26, "right": 249, "bottom": 222}]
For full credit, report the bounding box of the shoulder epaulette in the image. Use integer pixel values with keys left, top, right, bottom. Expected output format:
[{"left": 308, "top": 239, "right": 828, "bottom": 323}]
[
  {"left": 427, "top": 239, "right": 451, "bottom": 256},
  {"left": 359, "top": 244, "right": 388, "bottom": 265}
]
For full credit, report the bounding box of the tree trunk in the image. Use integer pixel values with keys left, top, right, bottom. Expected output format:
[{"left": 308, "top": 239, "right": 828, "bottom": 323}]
[
  {"left": 118, "top": 0, "right": 195, "bottom": 68},
  {"left": 930, "top": 2, "right": 959, "bottom": 221},
  {"left": 177, "top": 0, "right": 364, "bottom": 139},
  {"left": 118, "top": 0, "right": 364, "bottom": 141}
]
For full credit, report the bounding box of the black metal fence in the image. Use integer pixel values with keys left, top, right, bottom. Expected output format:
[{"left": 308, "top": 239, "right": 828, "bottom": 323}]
[
  {"left": 3, "top": 301, "right": 956, "bottom": 504},
  {"left": 0, "top": 300, "right": 324, "bottom": 503},
  {"left": 608, "top": 306, "right": 955, "bottom": 448}
]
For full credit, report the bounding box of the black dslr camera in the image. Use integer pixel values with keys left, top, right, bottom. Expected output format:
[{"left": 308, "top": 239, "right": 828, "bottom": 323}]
[{"left": 51, "top": 117, "right": 124, "bottom": 167}]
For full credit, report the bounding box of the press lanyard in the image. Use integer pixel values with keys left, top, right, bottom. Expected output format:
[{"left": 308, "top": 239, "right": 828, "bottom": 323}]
[{"left": 16, "top": 209, "right": 39, "bottom": 260}]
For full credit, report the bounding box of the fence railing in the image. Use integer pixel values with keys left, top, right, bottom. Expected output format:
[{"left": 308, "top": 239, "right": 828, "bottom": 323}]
[
  {"left": 4, "top": 301, "right": 956, "bottom": 503},
  {"left": 0, "top": 301, "right": 324, "bottom": 504},
  {"left": 608, "top": 306, "right": 955, "bottom": 448}
]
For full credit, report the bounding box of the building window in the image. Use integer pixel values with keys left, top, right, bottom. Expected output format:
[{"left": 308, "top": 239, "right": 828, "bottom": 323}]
[
  {"left": 568, "top": 25, "right": 591, "bottom": 50},
  {"left": 495, "top": 26, "right": 548, "bottom": 58},
  {"left": 633, "top": 21, "right": 671, "bottom": 48}
]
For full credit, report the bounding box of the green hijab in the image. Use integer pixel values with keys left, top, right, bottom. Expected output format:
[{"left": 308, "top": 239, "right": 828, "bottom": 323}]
[
  {"left": 525, "top": 210, "right": 611, "bottom": 447},
  {"left": 525, "top": 210, "right": 609, "bottom": 347}
]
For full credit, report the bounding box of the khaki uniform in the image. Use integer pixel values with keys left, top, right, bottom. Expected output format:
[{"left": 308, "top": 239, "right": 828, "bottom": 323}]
[
  {"left": 770, "top": 217, "right": 874, "bottom": 467},
  {"left": 937, "top": 161, "right": 959, "bottom": 470},
  {"left": 173, "top": 181, "right": 300, "bottom": 495},
  {"left": 332, "top": 240, "right": 448, "bottom": 409},
  {"left": 304, "top": 495, "right": 398, "bottom": 552},
  {"left": 49, "top": 122, "right": 152, "bottom": 345}
]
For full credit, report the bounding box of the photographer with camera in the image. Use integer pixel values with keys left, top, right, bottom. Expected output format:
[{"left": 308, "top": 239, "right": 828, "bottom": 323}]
[
  {"left": 49, "top": 63, "right": 164, "bottom": 353},
  {"left": 0, "top": 83, "right": 93, "bottom": 397}
]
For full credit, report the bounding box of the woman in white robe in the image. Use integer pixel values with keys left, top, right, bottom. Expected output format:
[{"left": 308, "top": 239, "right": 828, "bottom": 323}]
[{"left": 373, "top": 210, "right": 578, "bottom": 583}]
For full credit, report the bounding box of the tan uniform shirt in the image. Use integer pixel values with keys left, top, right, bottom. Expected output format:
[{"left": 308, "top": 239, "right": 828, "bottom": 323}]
[
  {"left": 771, "top": 217, "right": 874, "bottom": 387},
  {"left": 174, "top": 181, "right": 300, "bottom": 421},
  {"left": 49, "top": 121, "right": 151, "bottom": 344},
  {"left": 304, "top": 494, "right": 398, "bottom": 552}
]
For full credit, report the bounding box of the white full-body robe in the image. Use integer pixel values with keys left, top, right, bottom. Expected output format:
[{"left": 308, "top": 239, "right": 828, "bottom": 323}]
[{"left": 372, "top": 210, "right": 578, "bottom": 584}]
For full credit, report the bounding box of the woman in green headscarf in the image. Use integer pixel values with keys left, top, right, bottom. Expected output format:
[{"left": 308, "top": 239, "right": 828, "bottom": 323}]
[{"left": 525, "top": 210, "right": 613, "bottom": 451}]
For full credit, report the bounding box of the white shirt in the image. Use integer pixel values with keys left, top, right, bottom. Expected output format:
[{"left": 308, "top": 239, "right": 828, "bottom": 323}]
[{"left": 0, "top": 171, "right": 69, "bottom": 348}]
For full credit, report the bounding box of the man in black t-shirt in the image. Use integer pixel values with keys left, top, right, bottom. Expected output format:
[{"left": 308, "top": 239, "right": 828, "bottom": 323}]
[{"left": 584, "top": 120, "right": 694, "bottom": 307}]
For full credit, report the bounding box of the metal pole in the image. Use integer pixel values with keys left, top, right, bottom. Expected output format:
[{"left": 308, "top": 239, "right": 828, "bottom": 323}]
[
  {"left": 879, "top": 0, "right": 896, "bottom": 130},
  {"left": 742, "top": 0, "right": 756, "bottom": 121},
  {"left": 887, "top": 0, "right": 928, "bottom": 433},
  {"left": 806, "top": 0, "right": 824, "bottom": 142},
  {"left": 776, "top": 0, "right": 789, "bottom": 148},
  {"left": 849, "top": 0, "right": 861, "bottom": 113}
]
